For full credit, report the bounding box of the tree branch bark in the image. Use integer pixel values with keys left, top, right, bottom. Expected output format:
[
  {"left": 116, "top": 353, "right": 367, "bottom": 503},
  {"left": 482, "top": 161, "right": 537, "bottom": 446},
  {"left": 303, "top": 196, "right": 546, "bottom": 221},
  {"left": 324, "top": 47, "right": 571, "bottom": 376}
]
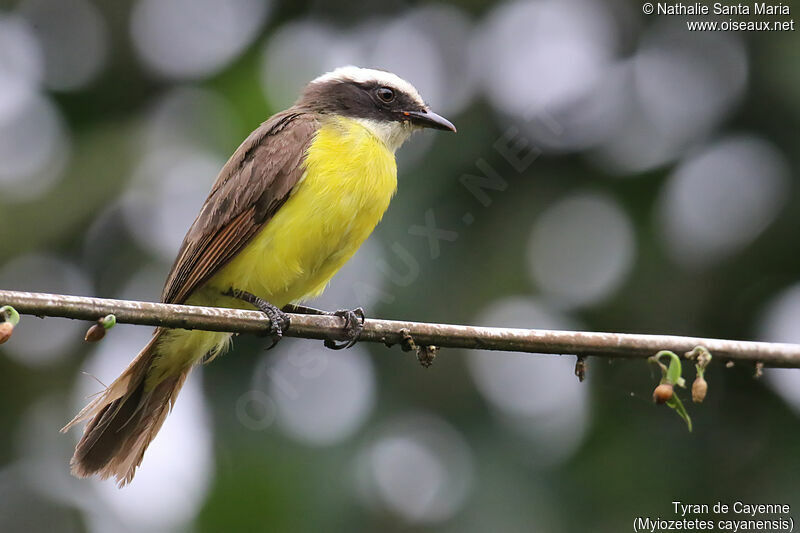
[{"left": 1, "top": 289, "right": 798, "bottom": 368}]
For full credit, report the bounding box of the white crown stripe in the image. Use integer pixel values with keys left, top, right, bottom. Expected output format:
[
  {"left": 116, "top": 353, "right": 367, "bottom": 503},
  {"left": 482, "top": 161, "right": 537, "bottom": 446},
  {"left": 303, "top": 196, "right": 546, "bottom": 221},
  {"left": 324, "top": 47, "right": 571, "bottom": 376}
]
[{"left": 312, "top": 66, "right": 425, "bottom": 107}]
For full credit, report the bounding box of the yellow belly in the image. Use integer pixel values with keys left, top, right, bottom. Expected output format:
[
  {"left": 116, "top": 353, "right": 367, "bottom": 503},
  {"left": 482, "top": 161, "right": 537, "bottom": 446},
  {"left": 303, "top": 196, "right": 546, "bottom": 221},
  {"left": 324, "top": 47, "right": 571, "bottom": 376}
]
[{"left": 148, "top": 116, "right": 397, "bottom": 386}]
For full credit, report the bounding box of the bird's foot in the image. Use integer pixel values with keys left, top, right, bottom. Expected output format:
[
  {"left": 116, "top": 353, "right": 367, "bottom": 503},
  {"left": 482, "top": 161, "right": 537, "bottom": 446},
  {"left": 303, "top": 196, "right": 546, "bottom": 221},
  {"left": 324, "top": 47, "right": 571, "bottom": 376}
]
[
  {"left": 324, "top": 307, "right": 366, "bottom": 350},
  {"left": 283, "top": 304, "right": 365, "bottom": 350},
  {"left": 225, "top": 289, "right": 289, "bottom": 349}
]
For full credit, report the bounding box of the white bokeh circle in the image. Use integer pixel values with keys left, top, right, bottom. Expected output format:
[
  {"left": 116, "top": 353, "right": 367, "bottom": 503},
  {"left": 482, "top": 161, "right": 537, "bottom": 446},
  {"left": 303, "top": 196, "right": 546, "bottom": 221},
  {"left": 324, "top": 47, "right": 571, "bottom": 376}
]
[{"left": 527, "top": 192, "right": 635, "bottom": 308}]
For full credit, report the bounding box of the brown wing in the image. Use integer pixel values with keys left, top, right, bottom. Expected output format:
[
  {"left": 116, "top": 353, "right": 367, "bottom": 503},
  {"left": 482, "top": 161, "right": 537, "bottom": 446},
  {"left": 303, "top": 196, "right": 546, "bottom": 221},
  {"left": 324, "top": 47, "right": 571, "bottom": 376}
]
[{"left": 161, "top": 110, "right": 319, "bottom": 304}]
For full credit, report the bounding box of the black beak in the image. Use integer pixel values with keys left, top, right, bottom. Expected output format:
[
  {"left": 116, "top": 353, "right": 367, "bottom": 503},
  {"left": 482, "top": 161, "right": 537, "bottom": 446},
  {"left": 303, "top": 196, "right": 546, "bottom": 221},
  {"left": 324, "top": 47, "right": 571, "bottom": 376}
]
[{"left": 404, "top": 109, "right": 457, "bottom": 132}]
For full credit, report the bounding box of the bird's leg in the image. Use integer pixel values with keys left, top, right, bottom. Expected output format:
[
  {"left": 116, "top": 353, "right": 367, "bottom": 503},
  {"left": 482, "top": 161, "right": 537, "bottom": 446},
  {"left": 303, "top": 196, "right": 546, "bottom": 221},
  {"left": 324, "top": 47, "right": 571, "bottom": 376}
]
[
  {"left": 225, "top": 289, "right": 289, "bottom": 349},
  {"left": 281, "top": 304, "right": 327, "bottom": 316},
  {"left": 282, "top": 304, "right": 366, "bottom": 350}
]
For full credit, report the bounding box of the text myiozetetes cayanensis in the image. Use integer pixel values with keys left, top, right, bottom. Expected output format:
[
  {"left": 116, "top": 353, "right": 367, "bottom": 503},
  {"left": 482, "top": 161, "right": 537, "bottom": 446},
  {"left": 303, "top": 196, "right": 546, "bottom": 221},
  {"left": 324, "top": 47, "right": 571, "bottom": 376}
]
[{"left": 61, "top": 66, "right": 456, "bottom": 485}]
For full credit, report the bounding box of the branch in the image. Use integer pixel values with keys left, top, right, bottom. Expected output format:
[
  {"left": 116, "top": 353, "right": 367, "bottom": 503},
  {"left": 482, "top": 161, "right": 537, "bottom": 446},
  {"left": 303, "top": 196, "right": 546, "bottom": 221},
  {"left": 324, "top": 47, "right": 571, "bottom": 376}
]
[{"left": 1, "top": 289, "right": 799, "bottom": 368}]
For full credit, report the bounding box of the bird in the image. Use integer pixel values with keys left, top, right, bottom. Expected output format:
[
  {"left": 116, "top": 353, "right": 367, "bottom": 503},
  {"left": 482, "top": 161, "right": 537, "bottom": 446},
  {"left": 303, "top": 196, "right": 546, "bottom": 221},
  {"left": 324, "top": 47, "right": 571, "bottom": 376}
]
[{"left": 61, "top": 66, "right": 456, "bottom": 486}]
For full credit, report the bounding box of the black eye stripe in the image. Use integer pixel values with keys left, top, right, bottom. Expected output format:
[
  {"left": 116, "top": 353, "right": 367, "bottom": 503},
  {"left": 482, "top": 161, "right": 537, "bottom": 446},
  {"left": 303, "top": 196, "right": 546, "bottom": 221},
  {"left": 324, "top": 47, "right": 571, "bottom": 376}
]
[{"left": 301, "top": 80, "right": 425, "bottom": 121}]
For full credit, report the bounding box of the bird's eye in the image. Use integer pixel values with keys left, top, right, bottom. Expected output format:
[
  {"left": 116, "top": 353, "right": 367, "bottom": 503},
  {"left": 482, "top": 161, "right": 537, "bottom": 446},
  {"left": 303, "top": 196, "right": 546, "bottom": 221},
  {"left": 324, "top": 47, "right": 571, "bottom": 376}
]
[{"left": 376, "top": 87, "right": 395, "bottom": 103}]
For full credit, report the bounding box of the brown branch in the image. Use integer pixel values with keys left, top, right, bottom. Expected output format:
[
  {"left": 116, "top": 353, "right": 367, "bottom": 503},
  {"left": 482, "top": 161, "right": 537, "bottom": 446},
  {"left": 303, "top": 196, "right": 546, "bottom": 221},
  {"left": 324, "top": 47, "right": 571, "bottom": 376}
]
[{"left": 1, "top": 289, "right": 799, "bottom": 368}]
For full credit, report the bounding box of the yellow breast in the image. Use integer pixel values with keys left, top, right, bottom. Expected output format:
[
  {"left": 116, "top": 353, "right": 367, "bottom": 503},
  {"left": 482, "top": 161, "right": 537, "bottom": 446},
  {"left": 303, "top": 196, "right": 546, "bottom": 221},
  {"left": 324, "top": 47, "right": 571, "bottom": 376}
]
[{"left": 204, "top": 115, "right": 398, "bottom": 307}]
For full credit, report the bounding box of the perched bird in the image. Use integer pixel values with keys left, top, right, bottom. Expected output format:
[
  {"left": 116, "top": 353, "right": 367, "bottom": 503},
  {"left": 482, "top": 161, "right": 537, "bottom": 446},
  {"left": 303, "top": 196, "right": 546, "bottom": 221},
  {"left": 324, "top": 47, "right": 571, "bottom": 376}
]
[{"left": 62, "top": 66, "right": 456, "bottom": 485}]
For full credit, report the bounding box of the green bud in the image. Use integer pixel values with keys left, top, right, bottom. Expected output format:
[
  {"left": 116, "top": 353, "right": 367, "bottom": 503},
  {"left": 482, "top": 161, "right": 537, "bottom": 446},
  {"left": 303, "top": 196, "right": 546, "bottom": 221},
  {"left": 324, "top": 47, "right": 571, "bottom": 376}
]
[
  {"left": 100, "top": 314, "right": 116, "bottom": 330},
  {"left": 0, "top": 306, "right": 20, "bottom": 327}
]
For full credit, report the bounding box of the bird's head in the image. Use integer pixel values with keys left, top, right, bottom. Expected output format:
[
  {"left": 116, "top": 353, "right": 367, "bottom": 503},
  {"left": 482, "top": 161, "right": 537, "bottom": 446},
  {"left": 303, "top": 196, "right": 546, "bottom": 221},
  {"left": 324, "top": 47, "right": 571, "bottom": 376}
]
[{"left": 298, "top": 66, "right": 456, "bottom": 152}]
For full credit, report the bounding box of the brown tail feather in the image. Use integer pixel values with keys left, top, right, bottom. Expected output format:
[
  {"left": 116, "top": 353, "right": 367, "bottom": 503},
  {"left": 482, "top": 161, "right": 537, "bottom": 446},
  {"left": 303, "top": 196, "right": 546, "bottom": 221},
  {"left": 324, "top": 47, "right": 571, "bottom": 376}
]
[{"left": 62, "top": 330, "right": 188, "bottom": 486}]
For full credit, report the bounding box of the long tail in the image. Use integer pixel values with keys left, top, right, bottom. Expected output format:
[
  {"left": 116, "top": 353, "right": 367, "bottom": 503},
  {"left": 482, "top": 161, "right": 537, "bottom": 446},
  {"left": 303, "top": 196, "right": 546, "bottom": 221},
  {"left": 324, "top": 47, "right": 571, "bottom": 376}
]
[{"left": 61, "top": 329, "right": 188, "bottom": 486}]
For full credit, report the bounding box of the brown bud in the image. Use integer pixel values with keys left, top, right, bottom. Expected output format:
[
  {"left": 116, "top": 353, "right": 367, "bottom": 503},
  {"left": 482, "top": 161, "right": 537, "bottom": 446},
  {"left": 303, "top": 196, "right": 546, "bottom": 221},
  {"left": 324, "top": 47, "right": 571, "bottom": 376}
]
[
  {"left": 692, "top": 376, "right": 708, "bottom": 403},
  {"left": 653, "top": 383, "right": 674, "bottom": 404},
  {"left": 0, "top": 321, "right": 13, "bottom": 344},
  {"left": 575, "top": 357, "right": 586, "bottom": 382},
  {"left": 416, "top": 345, "right": 438, "bottom": 368},
  {"left": 84, "top": 323, "right": 106, "bottom": 342}
]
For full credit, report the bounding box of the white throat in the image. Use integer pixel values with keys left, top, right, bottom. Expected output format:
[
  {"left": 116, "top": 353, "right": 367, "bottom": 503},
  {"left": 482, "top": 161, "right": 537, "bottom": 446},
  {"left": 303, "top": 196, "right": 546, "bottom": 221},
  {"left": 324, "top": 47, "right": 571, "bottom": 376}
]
[{"left": 353, "top": 118, "right": 414, "bottom": 153}]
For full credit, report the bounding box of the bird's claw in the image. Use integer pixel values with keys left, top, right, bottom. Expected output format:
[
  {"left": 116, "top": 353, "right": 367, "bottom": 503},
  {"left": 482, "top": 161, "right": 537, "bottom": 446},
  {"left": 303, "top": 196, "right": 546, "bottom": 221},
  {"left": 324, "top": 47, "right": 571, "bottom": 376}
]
[
  {"left": 261, "top": 304, "right": 290, "bottom": 350},
  {"left": 324, "top": 307, "right": 365, "bottom": 350},
  {"left": 224, "top": 289, "right": 289, "bottom": 349}
]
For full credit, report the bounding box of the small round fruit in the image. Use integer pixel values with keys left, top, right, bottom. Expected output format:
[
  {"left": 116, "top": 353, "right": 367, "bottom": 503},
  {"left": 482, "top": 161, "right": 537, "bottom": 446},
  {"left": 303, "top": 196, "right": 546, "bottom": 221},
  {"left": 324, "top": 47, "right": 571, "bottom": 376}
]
[
  {"left": 653, "top": 383, "right": 674, "bottom": 404},
  {"left": 0, "top": 322, "right": 13, "bottom": 344}
]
